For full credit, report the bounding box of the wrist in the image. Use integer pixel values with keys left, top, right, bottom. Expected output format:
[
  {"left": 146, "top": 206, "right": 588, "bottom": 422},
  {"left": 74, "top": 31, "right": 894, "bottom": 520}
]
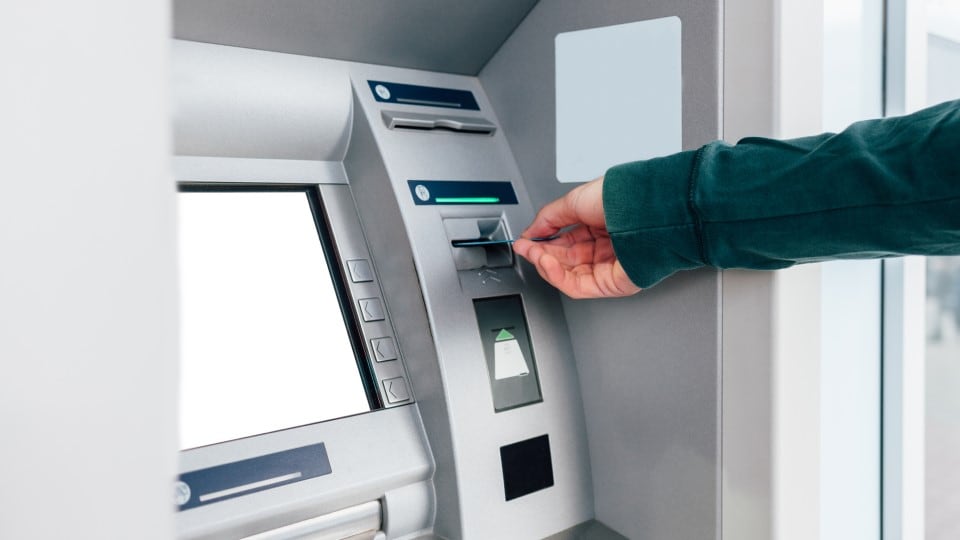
[{"left": 602, "top": 149, "right": 705, "bottom": 287}]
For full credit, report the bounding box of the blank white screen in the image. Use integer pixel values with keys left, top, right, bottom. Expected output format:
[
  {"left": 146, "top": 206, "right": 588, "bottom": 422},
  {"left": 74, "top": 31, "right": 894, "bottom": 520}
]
[{"left": 178, "top": 191, "right": 370, "bottom": 450}]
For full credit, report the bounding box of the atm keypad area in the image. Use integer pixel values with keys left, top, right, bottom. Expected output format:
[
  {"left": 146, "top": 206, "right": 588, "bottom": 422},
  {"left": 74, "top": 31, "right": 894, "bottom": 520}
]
[{"left": 173, "top": 41, "right": 597, "bottom": 540}]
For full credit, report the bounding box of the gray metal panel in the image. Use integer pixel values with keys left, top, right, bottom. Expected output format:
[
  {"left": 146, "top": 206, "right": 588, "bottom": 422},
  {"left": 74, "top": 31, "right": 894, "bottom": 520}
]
[
  {"left": 239, "top": 500, "right": 381, "bottom": 540},
  {"left": 172, "top": 156, "right": 348, "bottom": 185},
  {"left": 720, "top": 273, "right": 774, "bottom": 540},
  {"left": 561, "top": 271, "right": 721, "bottom": 538},
  {"left": 479, "top": 2, "right": 723, "bottom": 538},
  {"left": 348, "top": 64, "right": 594, "bottom": 539},
  {"left": 544, "top": 520, "right": 628, "bottom": 540},
  {"left": 319, "top": 184, "right": 413, "bottom": 409},
  {"left": 177, "top": 405, "right": 432, "bottom": 539},
  {"left": 720, "top": 3, "right": 777, "bottom": 538},
  {"left": 171, "top": 40, "right": 353, "bottom": 161},
  {"left": 479, "top": 0, "right": 722, "bottom": 208},
  {"left": 343, "top": 95, "right": 464, "bottom": 536},
  {"left": 173, "top": 0, "right": 539, "bottom": 75}
]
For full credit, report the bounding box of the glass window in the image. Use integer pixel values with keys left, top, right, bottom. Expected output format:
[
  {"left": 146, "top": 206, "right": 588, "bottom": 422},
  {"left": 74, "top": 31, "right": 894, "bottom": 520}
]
[
  {"left": 885, "top": 1, "right": 960, "bottom": 538},
  {"left": 178, "top": 189, "right": 371, "bottom": 450},
  {"left": 922, "top": 2, "right": 960, "bottom": 538},
  {"left": 820, "top": 3, "right": 885, "bottom": 539},
  {"left": 926, "top": 256, "right": 960, "bottom": 539},
  {"left": 822, "top": 0, "right": 884, "bottom": 131},
  {"left": 926, "top": 0, "right": 960, "bottom": 105}
]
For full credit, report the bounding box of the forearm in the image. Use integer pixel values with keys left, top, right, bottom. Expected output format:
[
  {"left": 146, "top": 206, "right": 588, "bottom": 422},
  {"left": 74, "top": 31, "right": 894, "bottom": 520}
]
[{"left": 603, "top": 99, "right": 960, "bottom": 288}]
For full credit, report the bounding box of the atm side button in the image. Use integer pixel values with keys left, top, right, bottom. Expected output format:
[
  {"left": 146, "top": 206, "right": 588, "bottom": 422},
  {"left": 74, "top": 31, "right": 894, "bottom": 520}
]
[
  {"left": 371, "top": 337, "right": 398, "bottom": 362},
  {"left": 382, "top": 377, "right": 410, "bottom": 404},
  {"left": 346, "top": 259, "right": 374, "bottom": 283},
  {"left": 358, "top": 298, "right": 385, "bottom": 322}
]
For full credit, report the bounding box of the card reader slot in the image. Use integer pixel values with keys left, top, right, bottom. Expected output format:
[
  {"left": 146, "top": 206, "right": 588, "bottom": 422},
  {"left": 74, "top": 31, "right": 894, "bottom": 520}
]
[
  {"left": 382, "top": 110, "right": 497, "bottom": 135},
  {"left": 444, "top": 217, "right": 514, "bottom": 270},
  {"left": 450, "top": 239, "right": 513, "bottom": 269}
]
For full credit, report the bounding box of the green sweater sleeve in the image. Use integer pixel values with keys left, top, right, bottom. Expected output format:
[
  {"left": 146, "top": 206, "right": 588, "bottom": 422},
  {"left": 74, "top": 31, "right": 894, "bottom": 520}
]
[{"left": 602, "top": 99, "right": 960, "bottom": 288}]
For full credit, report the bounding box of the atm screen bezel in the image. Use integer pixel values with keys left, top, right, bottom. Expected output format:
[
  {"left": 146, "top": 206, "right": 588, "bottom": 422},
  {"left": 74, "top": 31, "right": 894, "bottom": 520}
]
[{"left": 177, "top": 182, "right": 382, "bottom": 449}]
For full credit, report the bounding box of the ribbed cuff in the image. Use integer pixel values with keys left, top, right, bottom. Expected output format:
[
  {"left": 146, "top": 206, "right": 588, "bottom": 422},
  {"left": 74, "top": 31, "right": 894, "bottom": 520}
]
[{"left": 602, "top": 149, "right": 706, "bottom": 288}]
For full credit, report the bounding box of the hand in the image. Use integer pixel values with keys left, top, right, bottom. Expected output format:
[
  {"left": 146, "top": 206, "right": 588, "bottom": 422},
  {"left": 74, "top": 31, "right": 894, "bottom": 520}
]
[{"left": 513, "top": 177, "right": 641, "bottom": 299}]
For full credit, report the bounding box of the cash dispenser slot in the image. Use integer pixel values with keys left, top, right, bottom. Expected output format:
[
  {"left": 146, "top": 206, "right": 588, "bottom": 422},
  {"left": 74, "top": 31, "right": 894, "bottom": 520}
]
[
  {"left": 444, "top": 218, "right": 514, "bottom": 271},
  {"left": 382, "top": 110, "right": 497, "bottom": 135}
]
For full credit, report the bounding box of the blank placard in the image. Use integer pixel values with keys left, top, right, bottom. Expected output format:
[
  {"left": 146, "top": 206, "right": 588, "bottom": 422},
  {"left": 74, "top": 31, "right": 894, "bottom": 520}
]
[{"left": 556, "top": 17, "right": 682, "bottom": 183}]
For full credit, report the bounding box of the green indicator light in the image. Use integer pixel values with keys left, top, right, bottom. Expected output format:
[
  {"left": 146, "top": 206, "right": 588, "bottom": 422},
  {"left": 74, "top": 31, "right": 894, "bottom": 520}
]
[{"left": 434, "top": 197, "right": 501, "bottom": 204}]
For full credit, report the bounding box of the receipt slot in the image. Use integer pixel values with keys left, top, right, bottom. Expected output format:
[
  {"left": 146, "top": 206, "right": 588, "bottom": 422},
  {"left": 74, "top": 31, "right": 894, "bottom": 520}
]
[{"left": 473, "top": 296, "right": 542, "bottom": 412}]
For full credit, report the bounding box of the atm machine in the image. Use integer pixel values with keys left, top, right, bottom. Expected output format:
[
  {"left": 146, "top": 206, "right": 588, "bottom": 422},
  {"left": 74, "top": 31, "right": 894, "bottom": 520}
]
[{"left": 172, "top": 2, "right": 723, "bottom": 539}]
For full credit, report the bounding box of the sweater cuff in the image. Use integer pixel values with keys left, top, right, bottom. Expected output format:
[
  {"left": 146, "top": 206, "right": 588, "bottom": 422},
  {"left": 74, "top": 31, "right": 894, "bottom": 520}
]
[{"left": 602, "top": 149, "right": 706, "bottom": 288}]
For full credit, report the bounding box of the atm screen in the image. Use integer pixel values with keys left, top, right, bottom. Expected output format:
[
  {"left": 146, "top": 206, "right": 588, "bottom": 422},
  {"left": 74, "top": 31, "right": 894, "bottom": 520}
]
[{"left": 177, "top": 186, "right": 374, "bottom": 450}]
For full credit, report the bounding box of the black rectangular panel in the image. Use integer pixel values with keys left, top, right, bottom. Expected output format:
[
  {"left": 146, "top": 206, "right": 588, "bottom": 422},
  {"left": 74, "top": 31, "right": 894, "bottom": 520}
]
[
  {"left": 368, "top": 80, "right": 480, "bottom": 110},
  {"left": 408, "top": 180, "right": 518, "bottom": 206},
  {"left": 500, "top": 434, "right": 554, "bottom": 501}
]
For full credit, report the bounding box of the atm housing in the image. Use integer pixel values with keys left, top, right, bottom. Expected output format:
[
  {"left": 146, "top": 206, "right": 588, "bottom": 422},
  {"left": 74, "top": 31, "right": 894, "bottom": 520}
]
[{"left": 173, "top": 2, "right": 722, "bottom": 539}]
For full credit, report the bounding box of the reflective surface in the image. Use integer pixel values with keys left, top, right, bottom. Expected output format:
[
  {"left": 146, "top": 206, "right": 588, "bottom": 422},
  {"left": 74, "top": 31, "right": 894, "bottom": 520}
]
[
  {"left": 820, "top": 2, "right": 885, "bottom": 538},
  {"left": 926, "top": 257, "right": 960, "bottom": 539},
  {"left": 178, "top": 190, "right": 370, "bottom": 449},
  {"left": 924, "top": 3, "right": 960, "bottom": 537},
  {"left": 927, "top": 0, "right": 960, "bottom": 105}
]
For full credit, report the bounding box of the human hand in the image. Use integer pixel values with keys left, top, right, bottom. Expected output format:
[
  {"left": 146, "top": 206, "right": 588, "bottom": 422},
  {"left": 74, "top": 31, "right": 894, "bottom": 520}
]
[{"left": 513, "top": 177, "right": 641, "bottom": 299}]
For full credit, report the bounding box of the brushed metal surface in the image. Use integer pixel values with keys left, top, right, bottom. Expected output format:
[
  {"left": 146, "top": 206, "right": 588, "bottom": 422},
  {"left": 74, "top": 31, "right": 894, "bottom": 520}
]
[{"left": 173, "top": 0, "right": 538, "bottom": 75}]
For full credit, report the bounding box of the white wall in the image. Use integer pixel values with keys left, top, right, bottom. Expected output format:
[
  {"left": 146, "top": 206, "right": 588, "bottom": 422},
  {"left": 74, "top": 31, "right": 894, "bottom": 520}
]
[
  {"left": 0, "top": 3, "right": 177, "bottom": 539},
  {"left": 819, "top": 261, "right": 882, "bottom": 540},
  {"left": 771, "top": 5, "right": 825, "bottom": 538}
]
